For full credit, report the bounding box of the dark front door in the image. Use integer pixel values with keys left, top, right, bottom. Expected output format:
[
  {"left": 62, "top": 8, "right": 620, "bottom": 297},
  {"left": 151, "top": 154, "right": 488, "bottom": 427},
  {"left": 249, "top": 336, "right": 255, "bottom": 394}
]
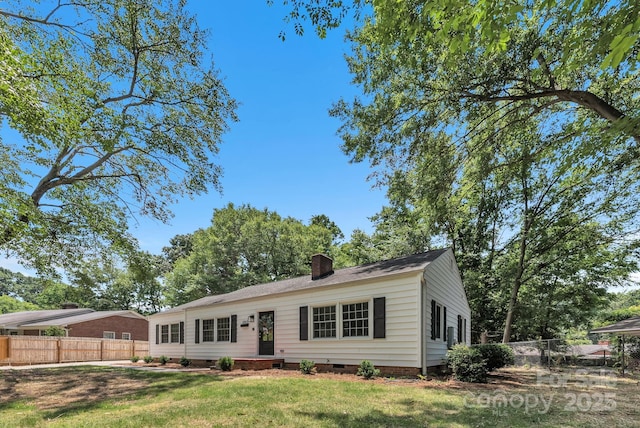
[{"left": 258, "top": 311, "right": 275, "bottom": 355}]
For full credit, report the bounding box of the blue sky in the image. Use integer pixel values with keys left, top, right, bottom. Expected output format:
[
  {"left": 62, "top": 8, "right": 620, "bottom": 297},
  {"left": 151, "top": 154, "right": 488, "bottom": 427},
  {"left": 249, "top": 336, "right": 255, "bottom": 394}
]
[{"left": 121, "top": 2, "right": 385, "bottom": 255}]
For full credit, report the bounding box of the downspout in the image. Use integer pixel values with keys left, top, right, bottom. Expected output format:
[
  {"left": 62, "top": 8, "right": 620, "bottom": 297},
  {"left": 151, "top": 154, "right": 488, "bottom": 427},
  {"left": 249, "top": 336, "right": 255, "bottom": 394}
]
[
  {"left": 184, "top": 308, "right": 188, "bottom": 358},
  {"left": 421, "top": 275, "right": 427, "bottom": 376}
]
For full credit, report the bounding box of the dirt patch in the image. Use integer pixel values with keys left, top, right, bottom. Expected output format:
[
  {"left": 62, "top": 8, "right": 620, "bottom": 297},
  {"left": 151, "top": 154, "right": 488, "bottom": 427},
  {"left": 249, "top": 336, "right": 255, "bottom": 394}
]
[{"left": 0, "top": 368, "right": 150, "bottom": 410}]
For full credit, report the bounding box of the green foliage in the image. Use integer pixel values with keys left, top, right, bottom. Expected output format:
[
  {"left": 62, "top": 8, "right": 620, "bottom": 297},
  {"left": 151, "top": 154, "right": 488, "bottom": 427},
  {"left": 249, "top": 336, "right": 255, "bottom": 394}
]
[
  {"left": 42, "top": 325, "right": 66, "bottom": 337},
  {"left": 356, "top": 360, "right": 380, "bottom": 379},
  {"left": 279, "top": 1, "right": 640, "bottom": 71},
  {"left": 447, "top": 345, "right": 488, "bottom": 383},
  {"left": 159, "top": 355, "right": 170, "bottom": 365},
  {"left": 143, "top": 355, "right": 154, "bottom": 364},
  {"left": 179, "top": 356, "right": 191, "bottom": 367},
  {"left": 326, "top": 0, "right": 640, "bottom": 342},
  {"left": 130, "top": 355, "right": 140, "bottom": 363},
  {"left": 0, "top": 0, "right": 238, "bottom": 275},
  {"left": 475, "top": 344, "right": 514, "bottom": 372},
  {"left": 164, "top": 204, "right": 343, "bottom": 306},
  {"left": 217, "top": 356, "right": 234, "bottom": 371},
  {"left": 0, "top": 294, "right": 39, "bottom": 314},
  {"left": 299, "top": 359, "right": 316, "bottom": 374}
]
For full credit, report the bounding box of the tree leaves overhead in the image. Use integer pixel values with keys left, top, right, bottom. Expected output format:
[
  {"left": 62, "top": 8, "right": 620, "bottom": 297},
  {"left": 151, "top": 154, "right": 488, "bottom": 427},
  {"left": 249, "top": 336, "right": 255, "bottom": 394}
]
[{"left": 0, "top": 0, "right": 238, "bottom": 274}]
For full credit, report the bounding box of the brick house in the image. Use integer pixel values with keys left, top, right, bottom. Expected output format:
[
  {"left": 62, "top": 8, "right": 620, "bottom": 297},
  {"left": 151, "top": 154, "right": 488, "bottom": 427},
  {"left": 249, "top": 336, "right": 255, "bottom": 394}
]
[{"left": 0, "top": 309, "right": 148, "bottom": 340}]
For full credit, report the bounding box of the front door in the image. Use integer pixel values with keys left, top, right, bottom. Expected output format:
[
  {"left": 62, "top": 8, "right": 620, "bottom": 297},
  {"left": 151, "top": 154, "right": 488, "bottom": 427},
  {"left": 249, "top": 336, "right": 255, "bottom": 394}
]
[{"left": 258, "top": 311, "right": 275, "bottom": 355}]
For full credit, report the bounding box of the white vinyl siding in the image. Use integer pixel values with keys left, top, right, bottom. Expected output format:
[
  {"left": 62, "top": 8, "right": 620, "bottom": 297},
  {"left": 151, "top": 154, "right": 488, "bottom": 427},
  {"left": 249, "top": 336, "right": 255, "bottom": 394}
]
[
  {"left": 423, "top": 249, "right": 471, "bottom": 368},
  {"left": 152, "top": 273, "right": 422, "bottom": 368}
]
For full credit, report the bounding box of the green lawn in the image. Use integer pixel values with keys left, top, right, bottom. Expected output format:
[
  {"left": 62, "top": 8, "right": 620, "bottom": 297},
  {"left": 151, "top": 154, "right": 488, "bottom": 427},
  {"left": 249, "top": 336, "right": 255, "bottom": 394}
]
[{"left": 0, "top": 366, "right": 637, "bottom": 427}]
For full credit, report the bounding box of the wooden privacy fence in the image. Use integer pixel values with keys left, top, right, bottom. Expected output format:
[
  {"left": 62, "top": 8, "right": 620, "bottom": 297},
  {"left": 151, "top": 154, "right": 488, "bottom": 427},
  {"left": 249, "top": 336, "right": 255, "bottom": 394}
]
[{"left": 0, "top": 336, "right": 149, "bottom": 365}]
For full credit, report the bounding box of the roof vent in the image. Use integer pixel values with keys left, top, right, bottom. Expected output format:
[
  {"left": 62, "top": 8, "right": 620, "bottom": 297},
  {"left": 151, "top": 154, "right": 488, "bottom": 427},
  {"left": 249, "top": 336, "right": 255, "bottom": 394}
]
[{"left": 311, "top": 254, "right": 334, "bottom": 280}]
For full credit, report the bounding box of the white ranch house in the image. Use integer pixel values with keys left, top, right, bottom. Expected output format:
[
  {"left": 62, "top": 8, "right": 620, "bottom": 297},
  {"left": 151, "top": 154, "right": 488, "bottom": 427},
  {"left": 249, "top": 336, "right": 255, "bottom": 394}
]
[{"left": 149, "top": 248, "right": 471, "bottom": 375}]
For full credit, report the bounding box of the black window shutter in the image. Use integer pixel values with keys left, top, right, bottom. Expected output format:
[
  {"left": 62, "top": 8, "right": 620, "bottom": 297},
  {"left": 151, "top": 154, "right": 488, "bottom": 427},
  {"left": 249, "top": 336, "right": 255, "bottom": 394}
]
[
  {"left": 195, "top": 319, "right": 200, "bottom": 344},
  {"left": 231, "top": 315, "right": 237, "bottom": 343},
  {"left": 430, "top": 300, "right": 436, "bottom": 340},
  {"left": 373, "top": 297, "right": 386, "bottom": 339},
  {"left": 155, "top": 324, "right": 159, "bottom": 345},
  {"left": 299, "top": 306, "right": 308, "bottom": 341},
  {"left": 179, "top": 321, "right": 184, "bottom": 344},
  {"left": 443, "top": 307, "right": 447, "bottom": 341},
  {"left": 457, "top": 315, "right": 462, "bottom": 343}
]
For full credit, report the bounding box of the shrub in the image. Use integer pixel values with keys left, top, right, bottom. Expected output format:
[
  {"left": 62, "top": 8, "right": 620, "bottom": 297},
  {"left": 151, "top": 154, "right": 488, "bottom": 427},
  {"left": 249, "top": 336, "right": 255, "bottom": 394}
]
[
  {"left": 299, "top": 359, "right": 316, "bottom": 374},
  {"left": 159, "top": 355, "right": 170, "bottom": 365},
  {"left": 42, "top": 326, "right": 66, "bottom": 337},
  {"left": 218, "top": 356, "right": 234, "bottom": 371},
  {"left": 447, "top": 345, "right": 488, "bottom": 383},
  {"left": 356, "top": 360, "right": 381, "bottom": 379},
  {"left": 143, "top": 355, "right": 154, "bottom": 364},
  {"left": 476, "top": 343, "right": 515, "bottom": 371},
  {"left": 130, "top": 355, "right": 140, "bottom": 363},
  {"left": 179, "top": 356, "right": 191, "bottom": 367}
]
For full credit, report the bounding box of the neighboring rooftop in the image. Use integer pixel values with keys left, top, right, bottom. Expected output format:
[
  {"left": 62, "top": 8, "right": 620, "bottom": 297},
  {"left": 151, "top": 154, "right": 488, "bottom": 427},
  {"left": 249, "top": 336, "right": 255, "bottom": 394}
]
[
  {"left": 157, "top": 248, "right": 450, "bottom": 315},
  {"left": 0, "top": 309, "right": 94, "bottom": 329},
  {"left": 20, "top": 310, "right": 146, "bottom": 328},
  {"left": 590, "top": 316, "right": 640, "bottom": 336}
]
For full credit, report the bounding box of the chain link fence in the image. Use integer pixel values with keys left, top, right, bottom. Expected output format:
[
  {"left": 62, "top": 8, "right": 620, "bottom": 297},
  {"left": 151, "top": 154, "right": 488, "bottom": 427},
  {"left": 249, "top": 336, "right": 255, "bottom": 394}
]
[{"left": 501, "top": 338, "right": 639, "bottom": 373}]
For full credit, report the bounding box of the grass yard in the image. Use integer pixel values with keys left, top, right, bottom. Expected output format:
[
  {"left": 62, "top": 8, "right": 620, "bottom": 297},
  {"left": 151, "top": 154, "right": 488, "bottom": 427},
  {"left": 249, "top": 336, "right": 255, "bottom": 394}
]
[{"left": 0, "top": 365, "right": 638, "bottom": 427}]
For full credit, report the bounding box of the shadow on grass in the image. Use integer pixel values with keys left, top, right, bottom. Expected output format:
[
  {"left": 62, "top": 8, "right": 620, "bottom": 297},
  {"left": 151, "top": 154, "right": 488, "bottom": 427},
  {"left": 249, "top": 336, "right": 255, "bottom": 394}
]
[
  {"left": 0, "top": 366, "right": 224, "bottom": 420},
  {"left": 296, "top": 392, "right": 552, "bottom": 428}
]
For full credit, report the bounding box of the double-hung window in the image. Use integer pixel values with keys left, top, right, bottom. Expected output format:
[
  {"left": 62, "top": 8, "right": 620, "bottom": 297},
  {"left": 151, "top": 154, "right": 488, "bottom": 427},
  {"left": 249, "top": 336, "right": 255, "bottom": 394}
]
[
  {"left": 202, "top": 319, "right": 214, "bottom": 342},
  {"left": 170, "top": 323, "right": 180, "bottom": 343},
  {"left": 313, "top": 305, "right": 336, "bottom": 338},
  {"left": 342, "top": 302, "right": 369, "bottom": 337},
  {"left": 217, "top": 317, "right": 231, "bottom": 342},
  {"left": 161, "top": 325, "right": 169, "bottom": 343}
]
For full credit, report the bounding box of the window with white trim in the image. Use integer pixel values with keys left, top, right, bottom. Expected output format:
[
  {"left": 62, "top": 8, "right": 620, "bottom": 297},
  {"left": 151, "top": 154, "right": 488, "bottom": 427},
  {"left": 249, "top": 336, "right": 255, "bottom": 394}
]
[
  {"left": 161, "top": 325, "right": 169, "bottom": 343},
  {"left": 170, "top": 323, "right": 180, "bottom": 343},
  {"left": 342, "top": 301, "right": 369, "bottom": 337},
  {"left": 313, "top": 305, "right": 336, "bottom": 338},
  {"left": 122, "top": 332, "right": 131, "bottom": 340},
  {"left": 217, "top": 317, "right": 230, "bottom": 342},
  {"left": 103, "top": 331, "right": 115, "bottom": 339},
  {"left": 202, "top": 319, "right": 214, "bottom": 342}
]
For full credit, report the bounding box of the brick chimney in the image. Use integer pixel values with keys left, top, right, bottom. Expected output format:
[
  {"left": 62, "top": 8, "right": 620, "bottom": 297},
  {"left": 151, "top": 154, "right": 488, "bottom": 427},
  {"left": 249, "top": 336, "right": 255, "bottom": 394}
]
[
  {"left": 61, "top": 302, "right": 79, "bottom": 309},
  {"left": 311, "top": 254, "right": 334, "bottom": 280}
]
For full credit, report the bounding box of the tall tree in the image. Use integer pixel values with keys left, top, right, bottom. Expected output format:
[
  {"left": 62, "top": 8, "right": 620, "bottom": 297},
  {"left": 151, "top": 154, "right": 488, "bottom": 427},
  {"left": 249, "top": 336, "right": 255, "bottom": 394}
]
[
  {"left": 164, "top": 204, "right": 339, "bottom": 306},
  {"left": 0, "top": 0, "right": 237, "bottom": 274}
]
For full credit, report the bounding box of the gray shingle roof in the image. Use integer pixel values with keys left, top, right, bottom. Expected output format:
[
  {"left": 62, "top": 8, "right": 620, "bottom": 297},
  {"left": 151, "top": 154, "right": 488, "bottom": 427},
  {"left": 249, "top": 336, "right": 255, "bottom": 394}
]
[
  {"left": 155, "top": 249, "right": 449, "bottom": 315},
  {"left": 590, "top": 316, "right": 640, "bottom": 335},
  {"left": 0, "top": 309, "right": 94, "bottom": 329},
  {"left": 19, "top": 310, "right": 146, "bottom": 328}
]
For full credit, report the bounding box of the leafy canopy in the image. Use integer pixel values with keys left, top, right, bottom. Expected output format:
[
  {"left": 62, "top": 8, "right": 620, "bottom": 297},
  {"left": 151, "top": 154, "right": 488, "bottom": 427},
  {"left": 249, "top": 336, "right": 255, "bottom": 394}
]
[
  {"left": 0, "top": 0, "right": 237, "bottom": 274},
  {"left": 322, "top": 0, "right": 640, "bottom": 341}
]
